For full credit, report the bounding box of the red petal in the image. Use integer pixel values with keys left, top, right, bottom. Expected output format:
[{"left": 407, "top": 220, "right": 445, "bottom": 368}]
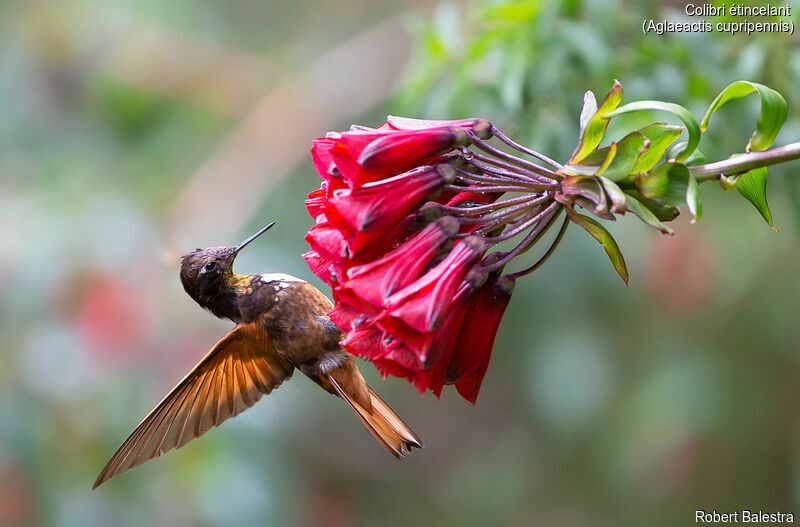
[
  {"left": 338, "top": 217, "right": 459, "bottom": 311},
  {"left": 384, "top": 236, "right": 484, "bottom": 333},
  {"left": 341, "top": 321, "right": 384, "bottom": 360},
  {"left": 327, "top": 165, "right": 453, "bottom": 253},
  {"left": 328, "top": 299, "right": 362, "bottom": 330},
  {"left": 311, "top": 138, "right": 336, "bottom": 177},
  {"left": 302, "top": 250, "right": 334, "bottom": 286},
  {"left": 305, "top": 218, "right": 346, "bottom": 263},
  {"left": 409, "top": 294, "right": 472, "bottom": 397},
  {"left": 449, "top": 275, "right": 515, "bottom": 403},
  {"left": 330, "top": 136, "right": 383, "bottom": 188},
  {"left": 355, "top": 127, "right": 467, "bottom": 173},
  {"left": 305, "top": 187, "right": 327, "bottom": 220},
  {"left": 386, "top": 116, "right": 489, "bottom": 132},
  {"left": 377, "top": 286, "right": 475, "bottom": 397}
]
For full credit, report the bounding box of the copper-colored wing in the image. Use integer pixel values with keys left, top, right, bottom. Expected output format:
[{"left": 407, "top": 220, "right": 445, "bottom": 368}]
[{"left": 93, "top": 324, "right": 293, "bottom": 489}]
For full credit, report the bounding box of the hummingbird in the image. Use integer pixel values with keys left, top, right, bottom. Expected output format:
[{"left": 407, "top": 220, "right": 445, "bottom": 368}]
[{"left": 93, "top": 222, "right": 421, "bottom": 489}]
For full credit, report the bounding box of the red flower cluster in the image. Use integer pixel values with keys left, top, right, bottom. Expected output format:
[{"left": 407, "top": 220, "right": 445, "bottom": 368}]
[{"left": 304, "top": 117, "right": 562, "bottom": 402}]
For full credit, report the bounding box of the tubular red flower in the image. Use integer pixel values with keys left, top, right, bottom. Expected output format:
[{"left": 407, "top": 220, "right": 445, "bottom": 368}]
[
  {"left": 305, "top": 216, "right": 346, "bottom": 265},
  {"left": 385, "top": 116, "right": 492, "bottom": 139},
  {"left": 311, "top": 137, "right": 337, "bottom": 179},
  {"left": 305, "top": 116, "right": 556, "bottom": 402},
  {"left": 406, "top": 292, "right": 472, "bottom": 396},
  {"left": 377, "top": 340, "right": 427, "bottom": 378},
  {"left": 305, "top": 187, "right": 327, "bottom": 220},
  {"left": 373, "top": 281, "right": 477, "bottom": 397},
  {"left": 328, "top": 298, "right": 362, "bottom": 331},
  {"left": 381, "top": 236, "right": 485, "bottom": 335},
  {"left": 326, "top": 165, "right": 454, "bottom": 254},
  {"left": 341, "top": 320, "right": 385, "bottom": 359},
  {"left": 319, "top": 126, "right": 466, "bottom": 188},
  {"left": 354, "top": 127, "right": 468, "bottom": 172},
  {"left": 337, "top": 217, "right": 459, "bottom": 313},
  {"left": 446, "top": 275, "right": 515, "bottom": 403},
  {"left": 302, "top": 250, "right": 334, "bottom": 286}
]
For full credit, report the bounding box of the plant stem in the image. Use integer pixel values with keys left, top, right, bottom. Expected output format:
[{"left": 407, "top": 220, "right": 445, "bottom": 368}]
[
  {"left": 483, "top": 205, "right": 550, "bottom": 243},
  {"left": 468, "top": 133, "right": 559, "bottom": 180},
  {"left": 443, "top": 184, "right": 536, "bottom": 193},
  {"left": 454, "top": 168, "right": 553, "bottom": 190},
  {"left": 690, "top": 142, "right": 800, "bottom": 181},
  {"left": 437, "top": 194, "right": 538, "bottom": 215},
  {"left": 463, "top": 149, "right": 556, "bottom": 184},
  {"left": 459, "top": 197, "right": 549, "bottom": 223},
  {"left": 473, "top": 205, "right": 535, "bottom": 232},
  {"left": 478, "top": 203, "right": 561, "bottom": 272},
  {"left": 491, "top": 126, "right": 564, "bottom": 170},
  {"left": 509, "top": 215, "right": 569, "bottom": 279}
]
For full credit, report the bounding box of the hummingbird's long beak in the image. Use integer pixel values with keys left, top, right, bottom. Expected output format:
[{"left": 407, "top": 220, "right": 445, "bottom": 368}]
[{"left": 230, "top": 221, "right": 276, "bottom": 258}]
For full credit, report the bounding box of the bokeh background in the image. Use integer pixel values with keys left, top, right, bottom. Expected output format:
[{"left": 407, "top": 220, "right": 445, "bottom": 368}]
[{"left": 2, "top": 1, "right": 800, "bottom": 525}]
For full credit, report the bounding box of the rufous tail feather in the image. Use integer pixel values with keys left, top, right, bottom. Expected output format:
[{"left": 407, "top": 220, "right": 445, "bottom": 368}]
[{"left": 327, "top": 375, "right": 422, "bottom": 457}]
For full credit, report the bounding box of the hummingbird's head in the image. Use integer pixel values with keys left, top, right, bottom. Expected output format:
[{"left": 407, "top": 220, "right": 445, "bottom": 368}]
[{"left": 179, "top": 221, "right": 276, "bottom": 318}]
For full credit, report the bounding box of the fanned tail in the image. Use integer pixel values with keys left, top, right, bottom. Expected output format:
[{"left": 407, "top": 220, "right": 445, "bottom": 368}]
[{"left": 327, "top": 375, "right": 422, "bottom": 457}]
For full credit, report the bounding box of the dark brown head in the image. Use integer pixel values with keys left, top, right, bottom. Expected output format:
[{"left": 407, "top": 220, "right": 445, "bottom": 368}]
[{"left": 179, "top": 222, "right": 275, "bottom": 320}]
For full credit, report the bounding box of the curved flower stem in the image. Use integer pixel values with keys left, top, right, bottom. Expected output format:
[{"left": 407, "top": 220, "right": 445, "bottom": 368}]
[
  {"left": 454, "top": 169, "right": 524, "bottom": 186},
  {"left": 478, "top": 203, "right": 561, "bottom": 272},
  {"left": 509, "top": 214, "right": 569, "bottom": 279},
  {"left": 436, "top": 194, "right": 540, "bottom": 215},
  {"left": 473, "top": 205, "right": 538, "bottom": 233},
  {"left": 468, "top": 133, "right": 560, "bottom": 180},
  {"left": 454, "top": 205, "right": 540, "bottom": 237},
  {"left": 483, "top": 201, "right": 559, "bottom": 244},
  {"left": 491, "top": 126, "right": 563, "bottom": 170},
  {"left": 462, "top": 149, "right": 556, "bottom": 184},
  {"left": 458, "top": 197, "right": 549, "bottom": 224},
  {"left": 482, "top": 205, "right": 549, "bottom": 243},
  {"left": 443, "top": 184, "right": 538, "bottom": 193},
  {"left": 689, "top": 142, "right": 800, "bottom": 182},
  {"left": 454, "top": 168, "right": 554, "bottom": 190}
]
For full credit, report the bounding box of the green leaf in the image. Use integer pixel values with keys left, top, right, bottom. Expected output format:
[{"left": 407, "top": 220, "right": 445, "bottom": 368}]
[
  {"left": 578, "top": 91, "right": 598, "bottom": 138},
  {"left": 624, "top": 193, "right": 674, "bottom": 234},
  {"left": 637, "top": 162, "right": 700, "bottom": 220},
  {"left": 606, "top": 101, "right": 701, "bottom": 163},
  {"left": 567, "top": 208, "right": 629, "bottom": 284},
  {"left": 570, "top": 80, "right": 623, "bottom": 164},
  {"left": 735, "top": 167, "right": 777, "bottom": 230},
  {"left": 623, "top": 191, "right": 680, "bottom": 222},
  {"left": 636, "top": 163, "right": 671, "bottom": 199},
  {"left": 631, "top": 123, "right": 683, "bottom": 173},
  {"left": 687, "top": 173, "right": 702, "bottom": 221},
  {"left": 560, "top": 143, "right": 616, "bottom": 176},
  {"left": 559, "top": 176, "right": 609, "bottom": 214},
  {"left": 601, "top": 132, "right": 649, "bottom": 181},
  {"left": 717, "top": 153, "right": 747, "bottom": 191},
  {"left": 599, "top": 176, "right": 627, "bottom": 213},
  {"left": 700, "top": 81, "right": 788, "bottom": 152},
  {"left": 667, "top": 142, "right": 707, "bottom": 166}
]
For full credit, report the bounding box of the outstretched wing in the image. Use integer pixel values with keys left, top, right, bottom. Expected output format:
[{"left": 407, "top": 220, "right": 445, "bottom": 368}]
[{"left": 93, "top": 324, "right": 294, "bottom": 489}]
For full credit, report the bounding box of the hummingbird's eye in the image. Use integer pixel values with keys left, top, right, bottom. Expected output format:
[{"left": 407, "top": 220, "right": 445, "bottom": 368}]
[{"left": 204, "top": 261, "right": 217, "bottom": 272}]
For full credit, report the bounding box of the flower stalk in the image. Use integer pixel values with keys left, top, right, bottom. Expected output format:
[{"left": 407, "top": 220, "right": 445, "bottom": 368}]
[{"left": 689, "top": 142, "right": 800, "bottom": 182}]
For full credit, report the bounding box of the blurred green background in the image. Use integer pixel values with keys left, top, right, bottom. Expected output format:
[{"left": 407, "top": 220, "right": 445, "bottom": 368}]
[{"left": 1, "top": 1, "right": 800, "bottom": 525}]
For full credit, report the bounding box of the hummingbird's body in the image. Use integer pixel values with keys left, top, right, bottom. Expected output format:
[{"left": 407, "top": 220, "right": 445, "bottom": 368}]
[{"left": 93, "top": 224, "right": 421, "bottom": 489}]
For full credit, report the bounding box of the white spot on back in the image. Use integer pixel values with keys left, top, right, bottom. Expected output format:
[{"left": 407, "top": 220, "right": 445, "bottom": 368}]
[{"left": 260, "top": 273, "right": 305, "bottom": 284}]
